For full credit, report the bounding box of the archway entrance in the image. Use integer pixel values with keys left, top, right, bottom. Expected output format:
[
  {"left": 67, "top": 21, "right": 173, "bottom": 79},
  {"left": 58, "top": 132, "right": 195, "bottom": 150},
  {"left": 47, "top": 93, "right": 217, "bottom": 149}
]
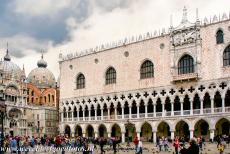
[
  {"left": 86, "top": 125, "right": 94, "bottom": 137},
  {"left": 98, "top": 124, "right": 107, "bottom": 137},
  {"left": 111, "top": 124, "right": 121, "bottom": 138},
  {"left": 215, "top": 118, "right": 230, "bottom": 135},
  {"left": 64, "top": 125, "right": 71, "bottom": 137},
  {"left": 157, "top": 121, "right": 170, "bottom": 138},
  {"left": 140, "top": 122, "right": 152, "bottom": 142},
  {"left": 75, "top": 125, "right": 82, "bottom": 137},
  {"left": 175, "top": 121, "right": 190, "bottom": 141},
  {"left": 125, "top": 122, "right": 136, "bottom": 142},
  {"left": 194, "top": 119, "right": 210, "bottom": 139}
]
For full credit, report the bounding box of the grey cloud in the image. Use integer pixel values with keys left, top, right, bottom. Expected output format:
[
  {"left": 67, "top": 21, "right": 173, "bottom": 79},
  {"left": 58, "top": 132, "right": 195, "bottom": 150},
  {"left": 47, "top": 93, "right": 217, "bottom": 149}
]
[{"left": 94, "top": 0, "right": 134, "bottom": 11}]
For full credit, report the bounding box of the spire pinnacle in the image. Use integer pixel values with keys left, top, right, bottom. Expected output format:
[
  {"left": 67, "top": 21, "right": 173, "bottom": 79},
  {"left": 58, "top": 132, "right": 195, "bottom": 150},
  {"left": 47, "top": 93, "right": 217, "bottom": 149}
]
[
  {"left": 181, "top": 6, "right": 188, "bottom": 23},
  {"left": 4, "top": 42, "right": 11, "bottom": 61},
  {"left": 41, "top": 50, "right": 44, "bottom": 59},
  {"left": 6, "top": 42, "right": 8, "bottom": 53}
]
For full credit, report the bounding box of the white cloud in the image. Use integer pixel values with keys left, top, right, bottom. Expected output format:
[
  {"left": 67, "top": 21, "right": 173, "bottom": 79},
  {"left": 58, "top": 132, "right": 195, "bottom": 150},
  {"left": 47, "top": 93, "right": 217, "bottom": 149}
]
[{"left": 2, "top": 0, "right": 230, "bottom": 79}]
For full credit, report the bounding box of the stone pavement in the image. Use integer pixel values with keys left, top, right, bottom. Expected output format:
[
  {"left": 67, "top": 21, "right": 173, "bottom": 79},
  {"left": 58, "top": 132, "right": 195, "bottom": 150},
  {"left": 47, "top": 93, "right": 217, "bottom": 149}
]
[{"left": 3, "top": 143, "right": 230, "bottom": 154}]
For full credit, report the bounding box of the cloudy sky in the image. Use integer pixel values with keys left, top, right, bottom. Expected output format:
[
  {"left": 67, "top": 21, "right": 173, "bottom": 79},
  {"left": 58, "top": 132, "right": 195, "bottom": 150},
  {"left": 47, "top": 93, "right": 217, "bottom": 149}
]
[{"left": 0, "top": 0, "right": 229, "bottom": 78}]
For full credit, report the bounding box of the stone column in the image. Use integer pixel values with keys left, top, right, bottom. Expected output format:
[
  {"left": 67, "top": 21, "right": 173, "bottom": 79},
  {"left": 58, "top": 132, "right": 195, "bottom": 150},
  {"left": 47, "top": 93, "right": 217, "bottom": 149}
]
[
  {"left": 95, "top": 132, "right": 98, "bottom": 138},
  {"left": 171, "top": 131, "right": 175, "bottom": 140},
  {"left": 153, "top": 131, "right": 157, "bottom": 144},
  {"left": 83, "top": 132, "right": 86, "bottom": 137},
  {"left": 129, "top": 106, "right": 132, "bottom": 119},
  {"left": 108, "top": 132, "right": 111, "bottom": 138},
  {"left": 190, "top": 130, "right": 194, "bottom": 139},
  {"left": 114, "top": 107, "right": 117, "bottom": 119},
  {"left": 200, "top": 99, "right": 203, "bottom": 114},
  {"left": 210, "top": 129, "right": 215, "bottom": 141},
  {"left": 211, "top": 97, "right": 214, "bottom": 113},
  {"left": 222, "top": 96, "right": 225, "bottom": 112},
  {"left": 171, "top": 103, "right": 174, "bottom": 116},
  {"left": 137, "top": 131, "right": 140, "bottom": 140},
  {"left": 122, "top": 107, "right": 124, "bottom": 119},
  {"left": 153, "top": 104, "right": 156, "bottom": 117},
  {"left": 162, "top": 103, "right": 165, "bottom": 117},
  {"left": 83, "top": 109, "right": 85, "bottom": 121},
  {"left": 88, "top": 109, "right": 91, "bottom": 121},
  {"left": 61, "top": 112, "right": 63, "bottom": 122},
  {"left": 66, "top": 111, "right": 69, "bottom": 120},
  {"left": 122, "top": 132, "right": 125, "bottom": 143},
  {"left": 137, "top": 105, "right": 140, "bottom": 118},
  {"left": 145, "top": 105, "right": 148, "bottom": 118},
  {"left": 72, "top": 111, "right": 74, "bottom": 121},
  {"left": 77, "top": 109, "right": 79, "bottom": 121},
  {"left": 95, "top": 109, "right": 97, "bottom": 120},
  {"left": 190, "top": 101, "right": 193, "bottom": 115},
  {"left": 101, "top": 109, "right": 104, "bottom": 120},
  {"left": 72, "top": 133, "right": 75, "bottom": 138},
  {"left": 108, "top": 108, "right": 110, "bottom": 120},
  {"left": 180, "top": 102, "right": 183, "bottom": 115}
]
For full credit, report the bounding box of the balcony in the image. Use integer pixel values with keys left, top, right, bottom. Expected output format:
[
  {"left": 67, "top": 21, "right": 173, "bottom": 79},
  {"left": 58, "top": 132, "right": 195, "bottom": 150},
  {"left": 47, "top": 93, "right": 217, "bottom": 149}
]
[
  {"left": 172, "top": 65, "right": 199, "bottom": 82},
  {"left": 62, "top": 107, "right": 230, "bottom": 123}
]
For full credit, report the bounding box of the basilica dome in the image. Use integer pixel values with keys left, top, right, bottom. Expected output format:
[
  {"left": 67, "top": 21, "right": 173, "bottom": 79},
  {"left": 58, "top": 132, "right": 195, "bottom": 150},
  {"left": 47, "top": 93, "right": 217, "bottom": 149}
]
[
  {"left": 0, "top": 50, "right": 24, "bottom": 81},
  {"left": 27, "top": 54, "right": 56, "bottom": 88}
]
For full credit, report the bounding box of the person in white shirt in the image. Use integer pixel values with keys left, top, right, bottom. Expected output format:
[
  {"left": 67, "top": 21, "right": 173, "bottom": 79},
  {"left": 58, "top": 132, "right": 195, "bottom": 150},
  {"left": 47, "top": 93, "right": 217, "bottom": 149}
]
[{"left": 136, "top": 140, "right": 143, "bottom": 154}]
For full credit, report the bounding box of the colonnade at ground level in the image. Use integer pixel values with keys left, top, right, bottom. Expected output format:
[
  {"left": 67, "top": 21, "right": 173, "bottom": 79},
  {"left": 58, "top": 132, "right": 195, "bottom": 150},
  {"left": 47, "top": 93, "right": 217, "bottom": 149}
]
[{"left": 62, "top": 117, "right": 230, "bottom": 143}]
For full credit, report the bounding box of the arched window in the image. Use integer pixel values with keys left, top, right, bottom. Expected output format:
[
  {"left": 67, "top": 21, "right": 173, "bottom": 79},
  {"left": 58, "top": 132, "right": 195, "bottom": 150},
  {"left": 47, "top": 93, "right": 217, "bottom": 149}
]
[
  {"left": 178, "top": 55, "right": 194, "bottom": 74},
  {"left": 105, "top": 67, "right": 116, "bottom": 84},
  {"left": 76, "top": 73, "right": 85, "bottom": 89},
  {"left": 223, "top": 45, "right": 230, "bottom": 66},
  {"left": 140, "top": 60, "right": 154, "bottom": 79},
  {"left": 216, "top": 29, "right": 224, "bottom": 44}
]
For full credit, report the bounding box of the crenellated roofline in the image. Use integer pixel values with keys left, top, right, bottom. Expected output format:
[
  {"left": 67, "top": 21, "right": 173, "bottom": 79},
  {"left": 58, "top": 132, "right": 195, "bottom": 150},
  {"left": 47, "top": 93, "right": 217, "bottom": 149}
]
[{"left": 59, "top": 8, "right": 230, "bottom": 63}]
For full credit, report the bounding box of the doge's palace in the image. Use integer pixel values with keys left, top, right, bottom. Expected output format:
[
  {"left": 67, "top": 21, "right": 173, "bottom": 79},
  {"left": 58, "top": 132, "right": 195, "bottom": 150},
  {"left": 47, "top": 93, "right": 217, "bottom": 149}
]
[{"left": 59, "top": 7, "right": 230, "bottom": 143}]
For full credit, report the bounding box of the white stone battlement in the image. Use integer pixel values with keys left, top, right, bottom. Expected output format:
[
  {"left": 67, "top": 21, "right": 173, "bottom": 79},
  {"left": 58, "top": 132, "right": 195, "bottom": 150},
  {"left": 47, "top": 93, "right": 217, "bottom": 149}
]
[{"left": 59, "top": 10, "right": 230, "bottom": 62}]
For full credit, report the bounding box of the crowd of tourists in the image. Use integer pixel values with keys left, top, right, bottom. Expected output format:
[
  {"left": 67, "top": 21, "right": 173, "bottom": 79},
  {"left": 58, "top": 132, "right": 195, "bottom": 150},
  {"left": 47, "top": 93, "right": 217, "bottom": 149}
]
[
  {"left": 0, "top": 134, "right": 229, "bottom": 154},
  {"left": 0, "top": 135, "right": 122, "bottom": 154},
  {"left": 155, "top": 135, "right": 230, "bottom": 154}
]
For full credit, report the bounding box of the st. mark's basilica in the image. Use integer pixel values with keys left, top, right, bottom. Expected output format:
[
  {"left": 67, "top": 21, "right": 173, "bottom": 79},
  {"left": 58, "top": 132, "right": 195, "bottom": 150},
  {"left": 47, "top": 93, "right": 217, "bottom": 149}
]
[
  {"left": 0, "top": 49, "right": 59, "bottom": 137},
  {"left": 59, "top": 7, "right": 230, "bottom": 143},
  {"left": 0, "top": 7, "right": 230, "bottom": 144}
]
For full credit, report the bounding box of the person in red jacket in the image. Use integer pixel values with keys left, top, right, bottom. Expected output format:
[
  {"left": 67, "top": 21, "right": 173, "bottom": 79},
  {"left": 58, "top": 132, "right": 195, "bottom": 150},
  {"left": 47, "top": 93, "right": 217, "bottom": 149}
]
[
  {"left": 133, "top": 136, "right": 139, "bottom": 152},
  {"left": 173, "top": 138, "right": 180, "bottom": 154}
]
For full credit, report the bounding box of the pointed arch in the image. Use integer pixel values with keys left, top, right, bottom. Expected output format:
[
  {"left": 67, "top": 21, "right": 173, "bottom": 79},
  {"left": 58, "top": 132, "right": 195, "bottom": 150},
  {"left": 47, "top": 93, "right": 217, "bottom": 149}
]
[
  {"left": 105, "top": 67, "right": 116, "bottom": 85},
  {"left": 175, "top": 120, "right": 190, "bottom": 140},
  {"left": 178, "top": 54, "right": 194, "bottom": 74},
  {"left": 223, "top": 44, "right": 230, "bottom": 66},
  {"left": 140, "top": 60, "right": 154, "bottom": 79},
  {"left": 76, "top": 73, "right": 85, "bottom": 89},
  {"left": 216, "top": 29, "right": 224, "bottom": 44},
  {"left": 157, "top": 121, "right": 171, "bottom": 137},
  {"left": 111, "top": 123, "right": 122, "bottom": 138},
  {"left": 98, "top": 124, "right": 108, "bottom": 137},
  {"left": 140, "top": 122, "right": 153, "bottom": 142},
  {"left": 215, "top": 118, "right": 230, "bottom": 135}
]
